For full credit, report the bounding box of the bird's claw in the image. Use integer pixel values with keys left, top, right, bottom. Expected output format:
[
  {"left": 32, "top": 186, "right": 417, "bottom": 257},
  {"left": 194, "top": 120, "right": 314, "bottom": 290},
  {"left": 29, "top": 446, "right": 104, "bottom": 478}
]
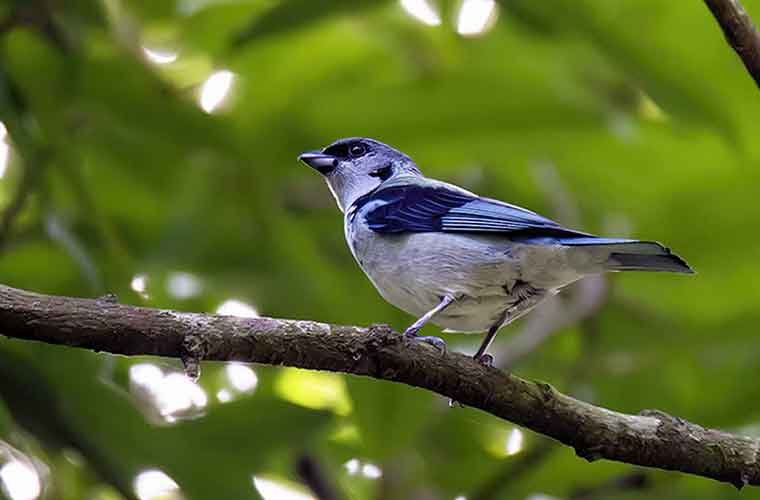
[
  {"left": 475, "top": 353, "right": 494, "bottom": 367},
  {"left": 403, "top": 329, "right": 447, "bottom": 353},
  {"left": 402, "top": 326, "right": 420, "bottom": 338},
  {"left": 416, "top": 335, "right": 447, "bottom": 352}
]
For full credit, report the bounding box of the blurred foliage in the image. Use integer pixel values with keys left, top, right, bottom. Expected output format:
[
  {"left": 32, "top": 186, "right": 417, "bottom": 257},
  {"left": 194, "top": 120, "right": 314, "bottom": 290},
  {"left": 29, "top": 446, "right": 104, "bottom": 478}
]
[{"left": 0, "top": 0, "right": 759, "bottom": 499}]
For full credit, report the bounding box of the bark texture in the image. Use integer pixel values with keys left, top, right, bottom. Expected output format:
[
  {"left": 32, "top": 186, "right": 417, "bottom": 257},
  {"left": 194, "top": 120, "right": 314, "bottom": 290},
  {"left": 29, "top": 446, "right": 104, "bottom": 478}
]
[
  {"left": 0, "top": 284, "right": 758, "bottom": 488},
  {"left": 704, "top": 0, "right": 760, "bottom": 87}
]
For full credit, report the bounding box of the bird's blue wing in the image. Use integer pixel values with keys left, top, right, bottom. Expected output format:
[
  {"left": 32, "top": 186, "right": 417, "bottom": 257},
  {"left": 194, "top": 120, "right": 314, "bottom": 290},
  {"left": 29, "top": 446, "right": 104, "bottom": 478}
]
[
  {"left": 356, "top": 183, "right": 588, "bottom": 238},
  {"left": 442, "top": 198, "right": 567, "bottom": 233},
  {"left": 357, "top": 184, "right": 472, "bottom": 232}
]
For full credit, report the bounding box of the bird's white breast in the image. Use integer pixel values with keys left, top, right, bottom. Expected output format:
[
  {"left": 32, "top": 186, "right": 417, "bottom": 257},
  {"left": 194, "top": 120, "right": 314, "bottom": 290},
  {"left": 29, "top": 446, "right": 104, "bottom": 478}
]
[{"left": 345, "top": 212, "right": 531, "bottom": 332}]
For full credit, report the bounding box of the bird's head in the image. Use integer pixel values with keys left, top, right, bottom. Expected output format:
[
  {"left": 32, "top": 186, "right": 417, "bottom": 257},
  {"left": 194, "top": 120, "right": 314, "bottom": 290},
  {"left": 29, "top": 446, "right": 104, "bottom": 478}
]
[{"left": 298, "top": 137, "right": 421, "bottom": 212}]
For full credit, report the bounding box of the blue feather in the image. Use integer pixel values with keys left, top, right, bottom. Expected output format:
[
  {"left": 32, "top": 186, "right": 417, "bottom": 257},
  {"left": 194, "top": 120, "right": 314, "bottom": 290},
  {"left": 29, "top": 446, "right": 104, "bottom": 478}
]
[{"left": 354, "top": 183, "right": 590, "bottom": 238}]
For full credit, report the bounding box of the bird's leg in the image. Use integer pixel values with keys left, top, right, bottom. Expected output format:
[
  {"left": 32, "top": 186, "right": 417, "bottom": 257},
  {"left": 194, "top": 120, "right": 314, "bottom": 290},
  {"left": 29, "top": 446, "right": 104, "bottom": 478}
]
[
  {"left": 403, "top": 294, "right": 456, "bottom": 352},
  {"left": 448, "top": 291, "right": 547, "bottom": 408},
  {"left": 473, "top": 288, "right": 547, "bottom": 366},
  {"left": 473, "top": 319, "right": 503, "bottom": 367}
]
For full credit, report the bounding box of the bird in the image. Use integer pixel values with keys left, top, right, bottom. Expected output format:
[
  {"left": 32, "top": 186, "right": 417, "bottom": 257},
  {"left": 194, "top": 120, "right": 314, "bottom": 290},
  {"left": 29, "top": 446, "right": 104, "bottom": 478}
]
[{"left": 298, "top": 137, "right": 693, "bottom": 365}]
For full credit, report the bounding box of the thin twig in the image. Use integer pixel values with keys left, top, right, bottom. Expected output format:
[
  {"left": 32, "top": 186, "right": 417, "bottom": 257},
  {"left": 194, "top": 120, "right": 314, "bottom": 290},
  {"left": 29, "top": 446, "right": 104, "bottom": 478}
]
[
  {"left": 469, "top": 439, "right": 557, "bottom": 500},
  {"left": 0, "top": 284, "right": 758, "bottom": 488},
  {"left": 570, "top": 471, "right": 650, "bottom": 499},
  {"left": 295, "top": 454, "right": 342, "bottom": 500},
  {"left": 704, "top": 0, "right": 760, "bottom": 87}
]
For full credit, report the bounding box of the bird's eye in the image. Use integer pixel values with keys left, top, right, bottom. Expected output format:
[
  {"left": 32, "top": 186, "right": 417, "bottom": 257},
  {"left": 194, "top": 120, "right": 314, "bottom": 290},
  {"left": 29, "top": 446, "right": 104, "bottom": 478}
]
[{"left": 349, "top": 143, "right": 367, "bottom": 158}]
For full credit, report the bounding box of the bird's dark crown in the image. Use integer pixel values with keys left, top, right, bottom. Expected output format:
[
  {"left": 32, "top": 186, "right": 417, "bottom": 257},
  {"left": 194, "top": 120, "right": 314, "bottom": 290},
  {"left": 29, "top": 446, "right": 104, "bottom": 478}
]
[{"left": 321, "top": 137, "right": 411, "bottom": 164}]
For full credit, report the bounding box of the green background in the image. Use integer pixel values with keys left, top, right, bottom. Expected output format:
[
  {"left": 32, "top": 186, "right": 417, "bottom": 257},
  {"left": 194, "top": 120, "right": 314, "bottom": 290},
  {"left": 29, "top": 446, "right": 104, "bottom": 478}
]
[{"left": 0, "top": 0, "right": 759, "bottom": 499}]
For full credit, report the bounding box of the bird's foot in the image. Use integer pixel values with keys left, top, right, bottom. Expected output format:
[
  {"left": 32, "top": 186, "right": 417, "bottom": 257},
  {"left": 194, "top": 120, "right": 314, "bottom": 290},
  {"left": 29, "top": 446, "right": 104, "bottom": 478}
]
[
  {"left": 474, "top": 353, "right": 494, "bottom": 367},
  {"left": 403, "top": 328, "right": 446, "bottom": 353},
  {"left": 414, "top": 335, "right": 446, "bottom": 352},
  {"left": 402, "top": 325, "right": 421, "bottom": 337}
]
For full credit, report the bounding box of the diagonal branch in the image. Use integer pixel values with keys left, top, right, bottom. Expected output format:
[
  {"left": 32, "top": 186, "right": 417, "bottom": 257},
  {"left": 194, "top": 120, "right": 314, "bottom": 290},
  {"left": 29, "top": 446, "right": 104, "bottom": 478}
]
[
  {"left": 0, "top": 284, "right": 758, "bottom": 489},
  {"left": 704, "top": 0, "right": 760, "bottom": 87},
  {"left": 470, "top": 438, "right": 557, "bottom": 500}
]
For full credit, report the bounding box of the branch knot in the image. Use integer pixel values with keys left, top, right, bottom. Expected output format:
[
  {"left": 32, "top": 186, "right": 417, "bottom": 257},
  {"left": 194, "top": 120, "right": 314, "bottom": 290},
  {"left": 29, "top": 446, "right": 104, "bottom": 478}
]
[{"left": 181, "top": 331, "right": 208, "bottom": 381}]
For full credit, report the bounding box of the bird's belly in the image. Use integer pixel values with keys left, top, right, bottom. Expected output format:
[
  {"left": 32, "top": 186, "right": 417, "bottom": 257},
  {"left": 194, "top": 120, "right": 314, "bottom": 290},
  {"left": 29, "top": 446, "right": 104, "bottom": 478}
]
[
  {"left": 433, "top": 297, "right": 515, "bottom": 332},
  {"left": 373, "top": 276, "right": 513, "bottom": 332},
  {"left": 349, "top": 229, "right": 524, "bottom": 332}
]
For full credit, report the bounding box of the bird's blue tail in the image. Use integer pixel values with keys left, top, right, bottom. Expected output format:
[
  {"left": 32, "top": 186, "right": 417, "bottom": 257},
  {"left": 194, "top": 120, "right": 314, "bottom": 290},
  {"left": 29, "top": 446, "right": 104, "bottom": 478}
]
[{"left": 558, "top": 237, "right": 694, "bottom": 274}]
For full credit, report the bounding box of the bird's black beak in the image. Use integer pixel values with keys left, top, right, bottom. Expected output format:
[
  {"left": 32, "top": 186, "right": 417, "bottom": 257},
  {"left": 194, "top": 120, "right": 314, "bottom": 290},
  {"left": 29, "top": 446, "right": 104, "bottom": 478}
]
[{"left": 298, "top": 150, "right": 338, "bottom": 175}]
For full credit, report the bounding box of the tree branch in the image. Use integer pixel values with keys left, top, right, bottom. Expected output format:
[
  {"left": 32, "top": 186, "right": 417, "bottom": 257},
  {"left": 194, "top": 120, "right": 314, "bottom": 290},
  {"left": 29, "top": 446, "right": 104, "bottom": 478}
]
[
  {"left": 704, "top": 0, "right": 760, "bottom": 87},
  {"left": 0, "top": 284, "right": 758, "bottom": 489}
]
